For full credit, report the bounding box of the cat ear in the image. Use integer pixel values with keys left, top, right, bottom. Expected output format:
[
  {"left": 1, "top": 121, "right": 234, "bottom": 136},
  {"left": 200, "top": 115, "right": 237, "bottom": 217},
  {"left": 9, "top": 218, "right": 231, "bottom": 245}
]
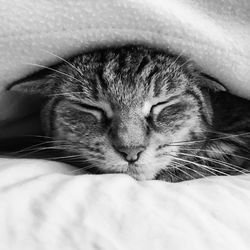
[
  {"left": 200, "top": 73, "right": 227, "bottom": 92},
  {"left": 10, "top": 77, "right": 54, "bottom": 96}
]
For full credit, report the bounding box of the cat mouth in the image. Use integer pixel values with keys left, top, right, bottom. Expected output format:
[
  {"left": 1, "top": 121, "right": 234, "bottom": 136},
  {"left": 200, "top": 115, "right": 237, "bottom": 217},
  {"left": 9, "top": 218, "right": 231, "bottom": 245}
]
[
  {"left": 125, "top": 163, "right": 150, "bottom": 180},
  {"left": 128, "top": 162, "right": 138, "bottom": 167}
]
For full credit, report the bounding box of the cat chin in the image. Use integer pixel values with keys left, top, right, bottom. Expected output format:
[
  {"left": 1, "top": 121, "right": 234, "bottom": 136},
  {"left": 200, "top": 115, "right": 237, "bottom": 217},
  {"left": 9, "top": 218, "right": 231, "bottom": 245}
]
[{"left": 125, "top": 164, "right": 158, "bottom": 181}]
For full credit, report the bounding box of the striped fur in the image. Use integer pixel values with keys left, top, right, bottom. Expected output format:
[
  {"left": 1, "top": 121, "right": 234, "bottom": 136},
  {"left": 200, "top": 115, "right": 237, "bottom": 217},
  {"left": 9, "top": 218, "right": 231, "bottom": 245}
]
[{"left": 14, "top": 45, "right": 250, "bottom": 182}]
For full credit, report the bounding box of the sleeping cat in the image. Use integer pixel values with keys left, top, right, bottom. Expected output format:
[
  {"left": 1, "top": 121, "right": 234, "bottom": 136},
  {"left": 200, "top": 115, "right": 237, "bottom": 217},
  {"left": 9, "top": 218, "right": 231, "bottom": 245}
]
[{"left": 12, "top": 45, "right": 250, "bottom": 182}]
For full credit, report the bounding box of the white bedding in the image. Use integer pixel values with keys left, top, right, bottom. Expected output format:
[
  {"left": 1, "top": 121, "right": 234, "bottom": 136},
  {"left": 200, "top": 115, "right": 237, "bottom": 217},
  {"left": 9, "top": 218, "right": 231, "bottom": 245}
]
[
  {"left": 1, "top": 0, "right": 250, "bottom": 249},
  {"left": 0, "top": 159, "right": 250, "bottom": 250}
]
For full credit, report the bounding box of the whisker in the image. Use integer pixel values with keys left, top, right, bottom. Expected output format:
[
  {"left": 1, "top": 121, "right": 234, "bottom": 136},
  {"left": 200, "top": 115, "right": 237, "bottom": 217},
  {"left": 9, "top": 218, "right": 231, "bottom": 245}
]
[
  {"left": 170, "top": 161, "right": 197, "bottom": 180},
  {"left": 168, "top": 51, "right": 185, "bottom": 69},
  {"left": 194, "top": 129, "right": 230, "bottom": 136},
  {"left": 177, "top": 151, "right": 249, "bottom": 175},
  {"left": 183, "top": 147, "right": 250, "bottom": 162},
  {"left": 68, "top": 164, "right": 98, "bottom": 174},
  {"left": 9, "top": 139, "right": 71, "bottom": 156},
  {"left": 40, "top": 49, "right": 84, "bottom": 76},
  {"left": 45, "top": 155, "right": 84, "bottom": 161},
  {"left": 18, "top": 135, "right": 54, "bottom": 140},
  {"left": 8, "top": 141, "right": 56, "bottom": 155},
  {"left": 171, "top": 57, "right": 193, "bottom": 76},
  {"left": 157, "top": 132, "right": 250, "bottom": 150},
  {"left": 165, "top": 165, "right": 179, "bottom": 181},
  {"left": 171, "top": 131, "right": 250, "bottom": 146},
  {"left": 171, "top": 160, "right": 209, "bottom": 179},
  {"left": 14, "top": 145, "right": 70, "bottom": 158},
  {"left": 178, "top": 58, "right": 192, "bottom": 69},
  {"left": 23, "top": 63, "right": 86, "bottom": 86},
  {"left": 168, "top": 153, "right": 230, "bottom": 177}
]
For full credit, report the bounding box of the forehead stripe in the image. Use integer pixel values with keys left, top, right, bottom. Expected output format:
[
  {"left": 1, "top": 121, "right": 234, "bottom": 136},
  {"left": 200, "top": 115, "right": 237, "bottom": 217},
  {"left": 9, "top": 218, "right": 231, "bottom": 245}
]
[{"left": 185, "top": 89, "right": 210, "bottom": 125}]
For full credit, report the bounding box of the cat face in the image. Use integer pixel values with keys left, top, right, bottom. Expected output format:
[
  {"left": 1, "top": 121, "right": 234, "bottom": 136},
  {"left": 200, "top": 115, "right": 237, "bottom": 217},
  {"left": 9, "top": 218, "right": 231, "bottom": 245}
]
[
  {"left": 40, "top": 46, "right": 214, "bottom": 181},
  {"left": 13, "top": 46, "right": 250, "bottom": 181}
]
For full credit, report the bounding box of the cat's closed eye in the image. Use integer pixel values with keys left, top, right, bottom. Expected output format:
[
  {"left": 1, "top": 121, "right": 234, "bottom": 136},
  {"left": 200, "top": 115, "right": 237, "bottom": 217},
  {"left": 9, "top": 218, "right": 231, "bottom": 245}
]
[
  {"left": 71, "top": 101, "right": 106, "bottom": 121},
  {"left": 150, "top": 100, "right": 181, "bottom": 116},
  {"left": 148, "top": 100, "right": 186, "bottom": 127}
]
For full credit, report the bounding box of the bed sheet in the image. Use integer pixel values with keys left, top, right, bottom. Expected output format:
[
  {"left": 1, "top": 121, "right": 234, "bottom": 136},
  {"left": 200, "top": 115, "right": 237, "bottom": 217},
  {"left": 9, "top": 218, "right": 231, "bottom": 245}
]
[{"left": 0, "top": 159, "right": 250, "bottom": 250}]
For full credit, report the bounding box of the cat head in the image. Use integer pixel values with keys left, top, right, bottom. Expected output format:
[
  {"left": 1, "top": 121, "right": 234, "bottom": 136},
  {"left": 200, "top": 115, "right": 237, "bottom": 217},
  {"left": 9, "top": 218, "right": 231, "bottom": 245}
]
[{"left": 12, "top": 46, "right": 226, "bottom": 181}]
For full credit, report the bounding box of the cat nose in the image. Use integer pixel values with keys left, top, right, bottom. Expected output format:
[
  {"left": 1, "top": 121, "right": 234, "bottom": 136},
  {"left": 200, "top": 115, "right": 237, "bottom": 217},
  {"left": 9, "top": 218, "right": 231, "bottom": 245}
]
[{"left": 117, "top": 146, "right": 145, "bottom": 163}]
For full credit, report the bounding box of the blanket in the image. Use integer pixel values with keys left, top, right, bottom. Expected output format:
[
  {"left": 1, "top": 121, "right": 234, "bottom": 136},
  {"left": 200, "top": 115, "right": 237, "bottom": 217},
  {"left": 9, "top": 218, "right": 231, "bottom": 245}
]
[
  {"left": 0, "top": 0, "right": 250, "bottom": 249},
  {"left": 0, "top": 159, "right": 250, "bottom": 250}
]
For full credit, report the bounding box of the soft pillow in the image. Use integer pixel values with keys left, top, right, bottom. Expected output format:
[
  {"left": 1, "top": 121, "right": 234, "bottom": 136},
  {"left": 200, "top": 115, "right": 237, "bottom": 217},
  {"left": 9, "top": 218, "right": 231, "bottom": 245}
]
[{"left": 0, "top": 159, "right": 250, "bottom": 250}]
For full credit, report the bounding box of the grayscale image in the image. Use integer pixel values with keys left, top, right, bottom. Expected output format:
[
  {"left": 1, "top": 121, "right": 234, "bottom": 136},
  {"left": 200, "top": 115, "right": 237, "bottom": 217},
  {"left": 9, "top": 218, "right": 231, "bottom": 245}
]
[{"left": 0, "top": 1, "right": 250, "bottom": 249}]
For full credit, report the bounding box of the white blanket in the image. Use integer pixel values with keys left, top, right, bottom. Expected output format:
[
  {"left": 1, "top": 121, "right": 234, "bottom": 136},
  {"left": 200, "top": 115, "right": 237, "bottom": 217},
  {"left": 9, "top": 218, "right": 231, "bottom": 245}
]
[
  {"left": 1, "top": 0, "right": 250, "bottom": 97},
  {"left": 1, "top": 1, "right": 250, "bottom": 249},
  {"left": 0, "top": 159, "right": 250, "bottom": 250}
]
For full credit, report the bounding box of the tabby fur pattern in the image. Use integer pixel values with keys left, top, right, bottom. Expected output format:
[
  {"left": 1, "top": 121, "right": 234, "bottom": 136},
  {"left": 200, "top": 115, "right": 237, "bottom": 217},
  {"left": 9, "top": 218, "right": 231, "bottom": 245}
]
[{"left": 13, "top": 45, "right": 250, "bottom": 182}]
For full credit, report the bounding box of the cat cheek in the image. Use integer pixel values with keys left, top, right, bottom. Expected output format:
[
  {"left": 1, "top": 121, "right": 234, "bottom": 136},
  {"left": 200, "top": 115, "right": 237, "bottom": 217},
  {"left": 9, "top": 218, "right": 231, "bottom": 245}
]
[{"left": 76, "top": 116, "right": 105, "bottom": 136}]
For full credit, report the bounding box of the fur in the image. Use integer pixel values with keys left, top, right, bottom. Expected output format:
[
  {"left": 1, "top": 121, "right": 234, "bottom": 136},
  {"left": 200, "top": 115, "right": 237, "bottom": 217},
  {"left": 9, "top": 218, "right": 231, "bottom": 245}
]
[{"left": 12, "top": 45, "right": 250, "bottom": 182}]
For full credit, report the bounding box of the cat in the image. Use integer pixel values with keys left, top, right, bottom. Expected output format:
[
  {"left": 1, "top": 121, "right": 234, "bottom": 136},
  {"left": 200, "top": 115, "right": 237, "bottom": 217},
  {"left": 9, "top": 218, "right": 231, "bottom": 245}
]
[{"left": 11, "top": 45, "right": 250, "bottom": 182}]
